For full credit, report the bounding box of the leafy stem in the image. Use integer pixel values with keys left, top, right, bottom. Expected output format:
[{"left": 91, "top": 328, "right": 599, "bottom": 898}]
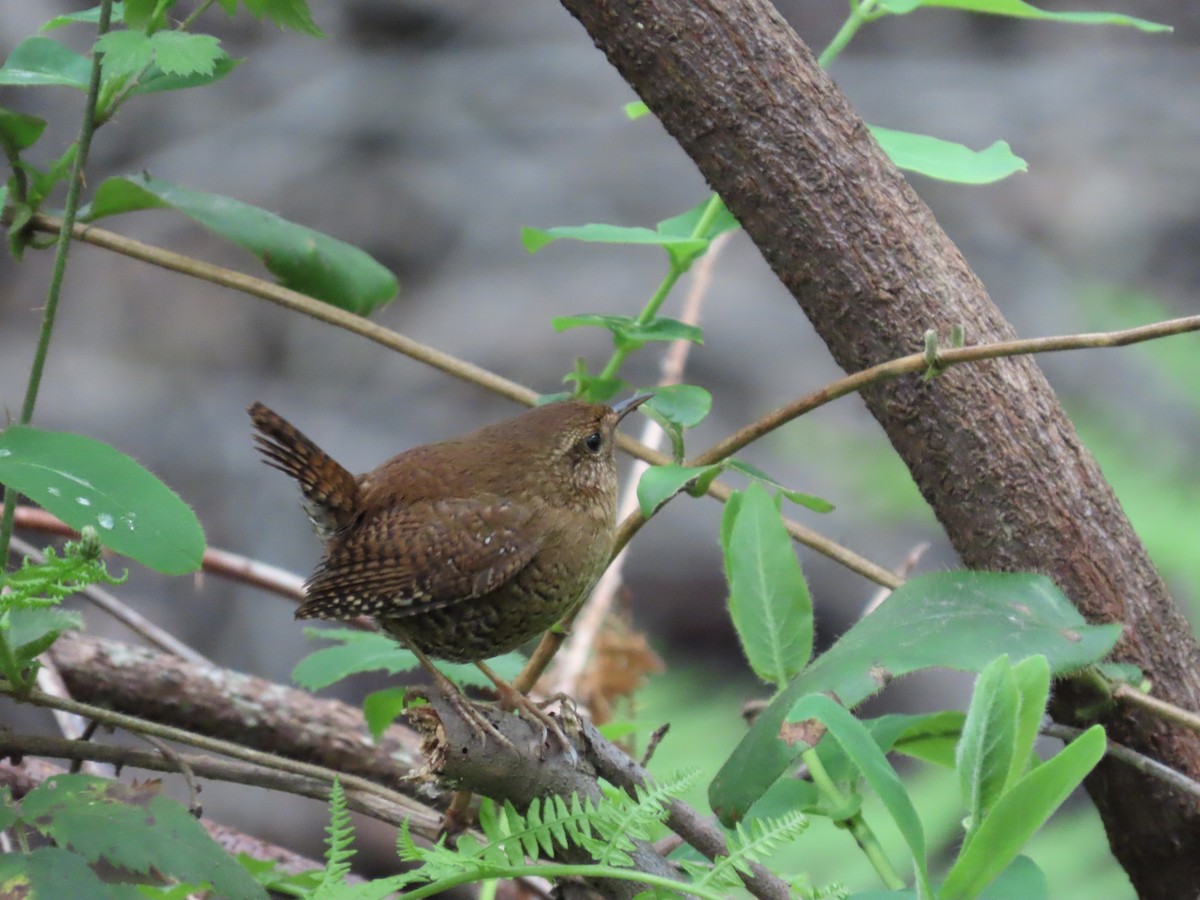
[
  {"left": 0, "top": 0, "right": 114, "bottom": 571},
  {"left": 594, "top": 192, "right": 725, "bottom": 384},
  {"left": 802, "top": 746, "right": 906, "bottom": 891}
]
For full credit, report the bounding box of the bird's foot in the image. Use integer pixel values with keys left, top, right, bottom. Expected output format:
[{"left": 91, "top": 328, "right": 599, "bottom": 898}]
[{"left": 492, "top": 683, "right": 579, "bottom": 763}]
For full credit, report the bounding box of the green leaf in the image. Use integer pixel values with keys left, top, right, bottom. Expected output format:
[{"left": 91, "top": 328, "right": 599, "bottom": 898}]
[
  {"left": 42, "top": 4, "right": 128, "bottom": 30},
  {"left": 123, "top": 0, "right": 160, "bottom": 30},
  {"left": 0, "top": 37, "right": 92, "bottom": 89},
  {"left": 940, "top": 726, "right": 1105, "bottom": 900},
  {"left": 131, "top": 56, "right": 240, "bottom": 95},
  {"left": 956, "top": 656, "right": 1019, "bottom": 838},
  {"left": 362, "top": 687, "right": 409, "bottom": 742},
  {"left": 146, "top": 32, "right": 225, "bottom": 77},
  {"left": 0, "top": 107, "right": 47, "bottom": 150},
  {"left": 523, "top": 223, "right": 709, "bottom": 260},
  {"left": 95, "top": 31, "right": 155, "bottom": 79},
  {"left": 82, "top": 174, "right": 397, "bottom": 314},
  {"left": 293, "top": 628, "right": 525, "bottom": 691},
  {"left": 1006, "top": 655, "right": 1050, "bottom": 790},
  {"left": 725, "top": 459, "right": 835, "bottom": 513},
  {"left": 875, "top": 0, "right": 1170, "bottom": 32},
  {"left": 243, "top": 0, "right": 326, "bottom": 37},
  {"left": 656, "top": 195, "right": 740, "bottom": 243},
  {"left": 636, "top": 464, "right": 721, "bottom": 516},
  {"left": 979, "top": 856, "right": 1049, "bottom": 900},
  {"left": 810, "top": 710, "right": 965, "bottom": 782},
  {"left": 709, "top": 571, "right": 1120, "bottom": 825},
  {"left": 0, "top": 426, "right": 205, "bottom": 575},
  {"left": 784, "top": 694, "right": 932, "bottom": 898},
  {"left": 0, "top": 847, "right": 132, "bottom": 900},
  {"left": 642, "top": 384, "right": 712, "bottom": 428},
  {"left": 724, "top": 482, "right": 813, "bottom": 688},
  {"left": 869, "top": 126, "right": 1026, "bottom": 184},
  {"left": 7, "top": 609, "right": 83, "bottom": 660},
  {"left": 551, "top": 313, "right": 703, "bottom": 346},
  {"left": 21, "top": 775, "right": 267, "bottom": 900}
]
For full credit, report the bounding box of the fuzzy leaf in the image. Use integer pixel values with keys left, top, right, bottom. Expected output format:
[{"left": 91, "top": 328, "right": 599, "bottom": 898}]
[
  {"left": 723, "top": 482, "right": 813, "bottom": 687},
  {"left": 710, "top": 571, "right": 1120, "bottom": 825}
]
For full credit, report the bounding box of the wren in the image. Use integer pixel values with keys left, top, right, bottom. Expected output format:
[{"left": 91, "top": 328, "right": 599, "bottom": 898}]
[{"left": 248, "top": 396, "right": 648, "bottom": 742}]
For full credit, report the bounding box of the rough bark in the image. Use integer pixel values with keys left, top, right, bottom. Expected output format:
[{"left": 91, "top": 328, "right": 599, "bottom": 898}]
[{"left": 558, "top": 0, "right": 1200, "bottom": 895}]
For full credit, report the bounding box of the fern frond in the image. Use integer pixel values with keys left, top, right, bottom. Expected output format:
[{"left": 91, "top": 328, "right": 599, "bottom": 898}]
[
  {"left": 694, "top": 810, "right": 808, "bottom": 891},
  {"left": 0, "top": 536, "right": 125, "bottom": 613},
  {"left": 315, "top": 777, "right": 356, "bottom": 891}
]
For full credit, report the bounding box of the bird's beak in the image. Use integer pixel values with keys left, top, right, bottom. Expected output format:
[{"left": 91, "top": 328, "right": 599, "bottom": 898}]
[{"left": 612, "top": 392, "right": 653, "bottom": 423}]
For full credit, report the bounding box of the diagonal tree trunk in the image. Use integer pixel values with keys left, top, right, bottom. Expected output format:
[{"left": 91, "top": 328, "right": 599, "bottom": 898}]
[{"left": 558, "top": 1, "right": 1200, "bottom": 895}]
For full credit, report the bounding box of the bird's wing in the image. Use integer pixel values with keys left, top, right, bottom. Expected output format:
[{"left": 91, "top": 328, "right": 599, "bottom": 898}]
[{"left": 296, "top": 496, "right": 539, "bottom": 621}]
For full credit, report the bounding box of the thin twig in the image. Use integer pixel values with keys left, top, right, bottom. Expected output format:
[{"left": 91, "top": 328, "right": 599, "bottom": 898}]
[
  {"left": 1042, "top": 721, "right": 1200, "bottom": 801},
  {"left": 139, "top": 733, "right": 203, "bottom": 816},
  {"left": 0, "top": 681, "right": 437, "bottom": 826},
  {"left": 859, "top": 542, "right": 930, "bottom": 618},
  {"left": 0, "top": 733, "right": 444, "bottom": 835},
  {"left": 1112, "top": 683, "right": 1200, "bottom": 735},
  {"left": 8, "top": 534, "right": 211, "bottom": 665}
]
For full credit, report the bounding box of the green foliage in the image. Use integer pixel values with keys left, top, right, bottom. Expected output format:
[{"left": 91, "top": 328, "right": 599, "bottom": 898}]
[
  {"left": 0, "top": 425, "right": 205, "bottom": 575},
  {"left": 0, "top": 531, "right": 123, "bottom": 691},
  {"left": 314, "top": 778, "right": 356, "bottom": 892},
  {"left": 722, "top": 482, "right": 814, "bottom": 689},
  {"left": 83, "top": 175, "right": 396, "bottom": 314},
  {"left": 2, "top": 774, "right": 266, "bottom": 900},
  {"left": 711, "top": 571, "right": 1119, "bottom": 825},
  {"left": 868, "top": 128, "right": 1025, "bottom": 185},
  {"left": 871, "top": 0, "right": 1169, "bottom": 31},
  {"left": 637, "top": 460, "right": 834, "bottom": 516}
]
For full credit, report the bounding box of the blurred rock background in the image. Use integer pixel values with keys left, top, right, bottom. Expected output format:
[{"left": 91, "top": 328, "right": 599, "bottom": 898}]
[{"left": 2, "top": 0, "right": 1197, "bottom": 880}]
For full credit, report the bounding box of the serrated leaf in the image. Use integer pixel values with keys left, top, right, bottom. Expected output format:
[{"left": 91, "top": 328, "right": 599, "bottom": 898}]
[
  {"left": 956, "top": 656, "right": 1019, "bottom": 836},
  {"left": 293, "top": 628, "right": 524, "bottom": 691},
  {"left": 0, "top": 426, "right": 205, "bottom": 575},
  {"left": 0, "top": 846, "right": 133, "bottom": 900},
  {"left": 940, "top": 726, "right": 1105, "bottom": 900},
  {"left": 724, "top": 482, "right": 813, "bottom": 687},
  {"left": 82, "top": 174, "right": 396, "bottom": 314},
  {"left": 784, "top": 694, "right": 932, "bottom": 898},
  {"left": 870, "top": 126, "right": 1026, "bottom": 184},
  {"left": 21, "top": 775, "right": 267, "bottom": 900},
  {"left": 362, "top": 687, "right": 409, "bottom": 742},
  {"left": 875, "top": 0, "right": 1170, "bottom": 32},
  {"left": 95, "top": 31, "right": 155, "bottom": 79},
  {"left": 0, "top": 37, "right": 92, "bottom": 89},
  {"left": 131, "top": 56, "right": 240, "bottom": 95},
  {"left": 710, "top": 571, "right": 1120, "bottom": 826},
  {"left": 148, "top": 32, "right": 225, "bottom": 77},
  {"left": 244, "top": 0, "right": 326, "bottom": 37}
]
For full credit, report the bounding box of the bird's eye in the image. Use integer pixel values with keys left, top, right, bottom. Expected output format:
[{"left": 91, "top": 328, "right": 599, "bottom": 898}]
[{"left": 584, "top": 431, "right": 603, "bottom": 453}]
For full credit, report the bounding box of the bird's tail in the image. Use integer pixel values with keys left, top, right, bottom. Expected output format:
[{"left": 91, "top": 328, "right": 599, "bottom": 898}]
[{"left": 248, "top": 402, "right": 360, "bottom": 539}]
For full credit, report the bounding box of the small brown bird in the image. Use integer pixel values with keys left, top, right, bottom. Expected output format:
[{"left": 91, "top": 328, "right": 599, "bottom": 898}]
[{"left": 248, "top": 395, "right": 648, "bottom": 745}]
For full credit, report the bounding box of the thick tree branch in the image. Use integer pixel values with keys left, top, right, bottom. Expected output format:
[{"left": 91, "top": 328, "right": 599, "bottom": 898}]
[{"left": 558, "top": 1, "right": 1200, "bottom": 895}]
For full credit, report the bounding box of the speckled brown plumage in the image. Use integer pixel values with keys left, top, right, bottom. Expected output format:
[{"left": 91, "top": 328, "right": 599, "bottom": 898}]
[{"left": 248, "top": 398, "right": 646, "bottom": 663}]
